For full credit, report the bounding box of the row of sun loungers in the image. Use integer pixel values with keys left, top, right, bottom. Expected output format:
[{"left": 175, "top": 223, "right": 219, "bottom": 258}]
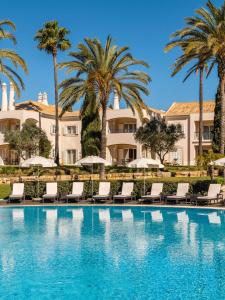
[{"left": 7, "top": 182, "right": 224, "bottom": 205}]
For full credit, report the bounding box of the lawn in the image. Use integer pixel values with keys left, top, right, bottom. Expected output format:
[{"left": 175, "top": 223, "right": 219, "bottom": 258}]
[{"left": 0, "top": 184, "right": 11, "bottom": 199}]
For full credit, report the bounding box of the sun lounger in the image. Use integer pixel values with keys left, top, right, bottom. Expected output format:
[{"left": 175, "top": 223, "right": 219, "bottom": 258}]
[
  {"left": 66, "top": 182, "right": 84, "bottom": 202},
  {"left": 8, "top": 183, "right": 25, "bottom": 203},
  {"left": 42, "top": 182, "right": 58, "bottom": 202},
  {"left": 165, "top": 183, "right": 189, "bottom": 204},
  {"left": 113, "top": 182, "right": 135, "bottom": 203},
  {"left": 194, "top": 184, "right": 223, "bottom": 205},
  {"left": 93, "top": 182, "right": 111, "bottom": 203},
  {"left": 139, "top": 183, "right": 163, "bottom": 203}
]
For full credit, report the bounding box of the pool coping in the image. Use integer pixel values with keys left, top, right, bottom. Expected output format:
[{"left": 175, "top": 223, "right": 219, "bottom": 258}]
[{"left": 1, "top": 203, "right": 225, "bottom": 211}]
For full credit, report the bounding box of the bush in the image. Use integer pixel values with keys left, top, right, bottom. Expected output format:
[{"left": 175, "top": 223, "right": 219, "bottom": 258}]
[{"left": 23, "top": 176, "right": 221, "bottom": 199}]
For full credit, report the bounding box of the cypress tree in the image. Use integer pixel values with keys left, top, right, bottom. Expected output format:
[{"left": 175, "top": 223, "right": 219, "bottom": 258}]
[
  {"left": 212, "top": 83, "right": 221, "bottom": 153},
  {"left": 81, "top": 93, "right": 101, "bottom": 157}
]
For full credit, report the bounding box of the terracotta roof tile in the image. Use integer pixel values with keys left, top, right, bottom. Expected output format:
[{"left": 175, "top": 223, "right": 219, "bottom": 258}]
[
  {"left": 165, "top": 101, "right": 215, "bottom": 116},
  {"left": 16, "top": 101, "right": 80, "bottom": 117}
]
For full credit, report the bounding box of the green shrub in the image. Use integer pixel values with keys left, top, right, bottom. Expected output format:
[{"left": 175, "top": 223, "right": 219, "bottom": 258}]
[{"left": 23, "top": 176, "right": 220, "bottom": 199}]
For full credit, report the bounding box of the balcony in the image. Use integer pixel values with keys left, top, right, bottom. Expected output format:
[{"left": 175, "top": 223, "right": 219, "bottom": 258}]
[
  {"left": 194, "top": 132, "right": 212, "bottom": 141},
  {"left": 108, "top": 128, "right": 136, "bottom": 134}
]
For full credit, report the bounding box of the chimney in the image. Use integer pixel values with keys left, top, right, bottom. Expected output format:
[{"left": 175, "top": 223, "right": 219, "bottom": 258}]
[
  {"left": 1, "top": 83, "right": 8, "bottom": 111},
  {"left": 9, "top": 82, "right": 15, "bottom": 111},
  {"left": 42, "top": 92, "right": 48, "bottom": 105},
  {"left": 38, "top": 92, "right": 43, "bottom": 103},
  {"left": 113, "top": 90, "right": 120, "bottom": 110}
]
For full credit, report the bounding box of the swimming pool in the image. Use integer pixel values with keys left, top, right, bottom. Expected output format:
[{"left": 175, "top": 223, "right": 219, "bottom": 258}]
[{"left": 0, "top": 206, "right": 225, "bottom": 299}]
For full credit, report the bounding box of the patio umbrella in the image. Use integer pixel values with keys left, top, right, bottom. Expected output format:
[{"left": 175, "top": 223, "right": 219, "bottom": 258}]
[
  {"left": 21, "top": 156, "right": 56, "bottom": 168},
  {"left": 20, "top": 156, "right": 56, "bottom": 197},
  {"left": 127, "top": 158, "right": 164, "bottom": 194},
  {"left": 213, "top": 157, "right": 225, "bottom": 167},
  {"left": 75, "top": 156, "right": 111, "bottom": 197}
]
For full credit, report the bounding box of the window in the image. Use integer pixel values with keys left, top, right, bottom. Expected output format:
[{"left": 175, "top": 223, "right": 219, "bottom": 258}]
[
  {"left": 170, "top": 149, "right": 183, "bottom": 165},
  {"left": 123, "top": 123, "right": 136, "bottom": 133},
  {"left": 0, "top": 123, "right": 6, "bottom": 133},
  {"left": 203, "top": 125, "right": 213, "bottom": 140},
  {"left": 50, "top": 124, "right": 56, "bottom": 134},
  {"left": 66, "top": 149, "right": 77, "bottom": 165},
  {"left": 67, "top": 126, "right": 77, "bottom": 135}
]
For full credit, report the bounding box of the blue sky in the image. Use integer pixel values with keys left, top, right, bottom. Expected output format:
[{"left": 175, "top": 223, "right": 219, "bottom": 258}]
[{"left": 1, "top": 0, "right": 222, "bottom": 110}]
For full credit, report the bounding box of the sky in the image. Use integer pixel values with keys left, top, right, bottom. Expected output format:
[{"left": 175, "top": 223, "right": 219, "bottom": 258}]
[{"left": 0, "top": 0, "right": 223, "bottom": 111}]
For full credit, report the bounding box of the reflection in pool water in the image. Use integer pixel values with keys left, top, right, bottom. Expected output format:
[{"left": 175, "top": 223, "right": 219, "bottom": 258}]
[{"left": 0, "top": 206, "right": 225, "bottom": 299}]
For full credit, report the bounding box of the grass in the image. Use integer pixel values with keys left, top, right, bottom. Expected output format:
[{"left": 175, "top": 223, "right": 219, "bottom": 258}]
[{"left": 0, "top": 184, "right": 11, "bottom": 199}]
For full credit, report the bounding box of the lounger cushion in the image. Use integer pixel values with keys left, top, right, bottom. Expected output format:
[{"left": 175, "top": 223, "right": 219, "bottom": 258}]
[
  {"left": 66, "top": 194, "right": 82, "bottom": 198},
  {"left": 167, "top": 195, "right": 186, "bottom": 200},
  {"left": 43, "top": 194, "right": 57, "bottom": 198},
  {"left": 9, "top": 194, "right": 23, "bottom": 199},
  {"left": 113, "top": 195, "right": 133, "bottom": 199},
  {"left": 141, "top": 194, "right": 160, "bottom": 199},
  {"left": 93, "top": 195, "right": 111, "bottom": 199},
  {"left": 196, "top": 196, "right": 217, "bottom": 200}
]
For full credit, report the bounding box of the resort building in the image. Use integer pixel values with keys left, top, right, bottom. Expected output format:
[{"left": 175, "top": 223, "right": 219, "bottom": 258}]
[
  {"left": 0, "top": 82, "right": 215, "bottom": 166},
  {"left": 165, "top": 101, "right": 215, "bottom": 165}
]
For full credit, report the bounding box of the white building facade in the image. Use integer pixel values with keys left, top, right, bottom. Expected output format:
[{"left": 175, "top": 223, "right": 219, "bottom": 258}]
[{"left": 0, "top": 82, "right": 215, "bottom": 166}]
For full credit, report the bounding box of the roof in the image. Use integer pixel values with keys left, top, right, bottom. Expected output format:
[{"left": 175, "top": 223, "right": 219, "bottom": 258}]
[
  {"left": 16, "top": 101, "right": 80, "bottom": 117},
  {"left": 165, "top": 101, "right": 215, "bottom": 116},
  {"left": 148, "top": 105, "right": 165, "bottom": 115}
]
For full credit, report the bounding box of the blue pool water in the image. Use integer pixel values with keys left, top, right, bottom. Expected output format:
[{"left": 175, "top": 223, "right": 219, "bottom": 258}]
[{"left": 0, "top": 206, "right": 225, "bottom": 299}]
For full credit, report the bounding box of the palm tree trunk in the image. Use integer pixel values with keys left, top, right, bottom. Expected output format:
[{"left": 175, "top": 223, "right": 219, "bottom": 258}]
[
  {"left": 198, "top": 67, "right": 204, "bottom": 157},
  {"left": 220, "top": 72, "right": 225, "bottom": 154},
  {"left": 53, "top": 51, "right": 60, "bottom": 166},
  {"left": 100, "top": 104, "right": 107, "bottom": 179}
]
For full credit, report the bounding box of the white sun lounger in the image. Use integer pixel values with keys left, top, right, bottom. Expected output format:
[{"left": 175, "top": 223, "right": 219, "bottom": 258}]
[
  {"left": 113, "top": 182, "right": 135, "bottom": 203},
  {"left": 8, "top": 183, "right": 25, "bottom": 203},
  {"left": 42, "top": 182, "right": 58, "bottom": 202},
  {"left": 93, "top": 182, "right": 111, "bottom": 202},
  {"left": 66, "top": 182, "right": 84, "bottom": 202},
  {"left": 166, "top": 183, "right": 189, "bottom": 204},
  {"left": 140, "top": 183, "right": 163, "bottom": 203},
  {"left": 195, "top": 184, "right": 223, "bottom": 205}
]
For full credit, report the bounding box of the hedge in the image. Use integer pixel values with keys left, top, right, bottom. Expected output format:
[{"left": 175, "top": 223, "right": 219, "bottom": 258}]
[{"left": 22, "top": 177, "right": 223, "bottom": 200}]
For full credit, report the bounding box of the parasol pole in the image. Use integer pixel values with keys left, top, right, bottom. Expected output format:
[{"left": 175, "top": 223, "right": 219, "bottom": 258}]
[{"left": 143, "top": 167, "right": 146, "bottom": 195}]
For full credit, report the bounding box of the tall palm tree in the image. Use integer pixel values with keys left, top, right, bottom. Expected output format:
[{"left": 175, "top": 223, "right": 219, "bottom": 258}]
[
  {"left": 166, "top": 1, "right": 225, "bottom": 154},
  {"left": 59, "top": 36, "right": 150, "bottom": 178},
  {"left": 34, "top": 21, "right": 71, "bottom": 165},
  {"left": 0, "top": 20, "right": 27, "bottom": 96},
  {"left": 165, "top": 44, "right": 209, "bottom": 157}
]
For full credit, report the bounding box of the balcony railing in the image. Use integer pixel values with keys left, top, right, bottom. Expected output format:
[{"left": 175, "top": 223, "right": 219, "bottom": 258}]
[
  {"left": 194, "top": 132, "right": 212, "bottom": 141},
  {"left": 108, "top": 129, "right": 137, "bottom": 134}
]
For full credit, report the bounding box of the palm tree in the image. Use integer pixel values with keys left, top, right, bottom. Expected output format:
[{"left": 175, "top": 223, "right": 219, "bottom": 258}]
[
  {"left": 0, "top": 20, "right": 27, "bottom": 96},
  {"left": 165, "top": 1, "right": 225, "bottom": 154},
  {"left": 34, "top": 21, "right": 71, "bottom": 165},
  {"left": 165, "top": 44, "right": 209, "bottom": 157},
  {"left": 59, "top": 36, "right": 150, "bottom": 178}
]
